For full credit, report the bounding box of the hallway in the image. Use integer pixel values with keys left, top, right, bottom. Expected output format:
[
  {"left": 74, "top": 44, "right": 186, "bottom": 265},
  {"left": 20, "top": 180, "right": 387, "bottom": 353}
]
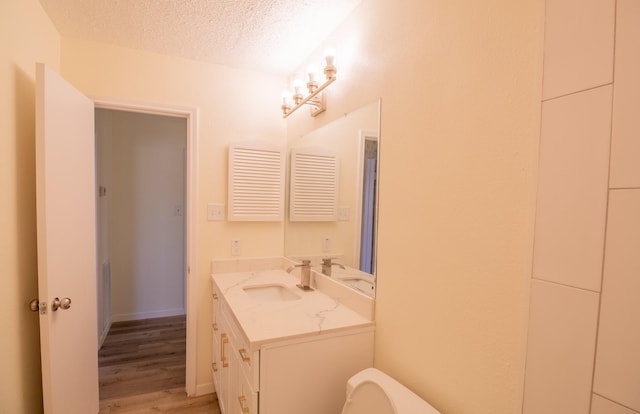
[{"left": 98, "top": 316, "right": 219, "bottom": 413}]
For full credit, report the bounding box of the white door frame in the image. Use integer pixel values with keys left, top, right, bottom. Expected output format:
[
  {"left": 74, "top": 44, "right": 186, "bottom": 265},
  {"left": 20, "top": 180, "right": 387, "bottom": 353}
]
[{"left": 93, "top": 96, "right": 199, "bottom": 396}]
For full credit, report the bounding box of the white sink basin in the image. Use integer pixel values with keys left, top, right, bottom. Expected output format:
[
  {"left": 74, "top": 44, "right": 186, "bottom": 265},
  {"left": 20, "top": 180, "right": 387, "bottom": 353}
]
[{"left": 243, "top": 284, "right": 302, "bottom": 302}]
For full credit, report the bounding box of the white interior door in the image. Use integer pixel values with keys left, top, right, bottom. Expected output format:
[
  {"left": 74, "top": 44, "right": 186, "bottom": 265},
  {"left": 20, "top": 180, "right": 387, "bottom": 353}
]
[{"left": 35, "top": 63, "right": 99, "bottom": 413}]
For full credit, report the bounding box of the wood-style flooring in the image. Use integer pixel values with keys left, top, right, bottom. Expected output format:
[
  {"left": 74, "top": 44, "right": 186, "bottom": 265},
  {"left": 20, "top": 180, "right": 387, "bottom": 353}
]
[{"left": 98, "top": 315, "right": 220, "bottom": 413}]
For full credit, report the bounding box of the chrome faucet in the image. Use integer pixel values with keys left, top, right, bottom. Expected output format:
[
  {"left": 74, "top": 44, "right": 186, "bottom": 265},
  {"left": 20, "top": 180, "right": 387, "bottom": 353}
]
[
  {"left": 286, "top": 259, "right": 314, "bottom": 291},
  {"left": 321, "top": 258, "right": 345, "bottom": 277}
]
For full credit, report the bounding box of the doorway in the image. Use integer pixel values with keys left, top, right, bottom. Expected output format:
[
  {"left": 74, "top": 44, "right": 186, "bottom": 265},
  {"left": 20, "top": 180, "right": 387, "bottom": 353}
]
[
  {"left": 96, "top": 108, "right": 186, "bottom": 326},
  {"left": 358, "top": 132, "right": 379, "bottom": 274},
  {"left": 94, "top": 99, "right": 198, "bottom": 396}
]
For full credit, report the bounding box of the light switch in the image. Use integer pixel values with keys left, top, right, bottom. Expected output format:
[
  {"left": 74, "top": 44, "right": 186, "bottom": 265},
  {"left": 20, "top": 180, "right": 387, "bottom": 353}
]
[{"left": 207, "top": 203, "right": 225, "bottom": 221}]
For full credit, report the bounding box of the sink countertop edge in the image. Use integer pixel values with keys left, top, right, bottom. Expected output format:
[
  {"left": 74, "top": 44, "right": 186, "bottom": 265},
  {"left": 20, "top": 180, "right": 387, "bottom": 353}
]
[{"left": 212, "top": 269, "right": 374, "bottom": 353}]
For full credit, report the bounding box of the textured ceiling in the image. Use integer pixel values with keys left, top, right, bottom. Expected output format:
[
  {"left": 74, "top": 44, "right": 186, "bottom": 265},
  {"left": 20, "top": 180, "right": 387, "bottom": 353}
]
[{"left": 38, "top": 0, "right": 361, "bottom": 76}]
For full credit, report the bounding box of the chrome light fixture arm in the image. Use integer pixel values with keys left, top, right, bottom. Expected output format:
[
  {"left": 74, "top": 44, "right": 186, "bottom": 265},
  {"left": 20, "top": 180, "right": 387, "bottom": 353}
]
[
  {"left": 281, "top": 48, "right": 337, "bottom": 118},
  {"left": 281, "top": 76, "right": 335, "bottom": 118}
]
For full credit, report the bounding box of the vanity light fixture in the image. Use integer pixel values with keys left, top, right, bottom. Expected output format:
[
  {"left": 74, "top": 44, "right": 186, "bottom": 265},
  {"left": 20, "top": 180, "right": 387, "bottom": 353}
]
[{"left": 281, "top": 48, "right": 337, "bottom": 118}]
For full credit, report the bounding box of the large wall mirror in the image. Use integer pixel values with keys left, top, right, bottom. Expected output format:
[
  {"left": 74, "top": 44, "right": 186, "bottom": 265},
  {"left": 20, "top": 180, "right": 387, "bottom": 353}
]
[{"left": 285, "top": 99, "right": 380, "bottom": 297}]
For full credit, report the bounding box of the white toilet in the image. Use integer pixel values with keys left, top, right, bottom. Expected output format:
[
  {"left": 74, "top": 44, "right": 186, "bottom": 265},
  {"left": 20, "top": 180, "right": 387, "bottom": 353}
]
[{"left": 341, "top": 368, "right": 441, "bottom": 414}]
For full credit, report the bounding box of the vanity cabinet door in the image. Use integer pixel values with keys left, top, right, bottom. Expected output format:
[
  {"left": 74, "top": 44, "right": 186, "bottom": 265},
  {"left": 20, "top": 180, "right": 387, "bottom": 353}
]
[
  {"left": 212, "top": 328, "right": 229, "bottom": 412},
  {"left": 259, "top": 329, "right": 374, "bottom": 414},
  {"left": 216, "top": 329, "right": 230, "bottom": 413}
]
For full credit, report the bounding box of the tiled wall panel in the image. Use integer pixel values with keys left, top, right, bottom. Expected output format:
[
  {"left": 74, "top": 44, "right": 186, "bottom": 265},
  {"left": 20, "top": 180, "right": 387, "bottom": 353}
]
[
  {"left": 528, "top": 0, "right": 638, "bottom": 412},
  {"left": 591, "top": 394, "right": 639, "bottom": 414},
  {"left": 593, "top": 190, "right": 640, "bottom": 412},
  {"left": 522, "top": 280, "right": 599, "bottom": 414},
  {"left": 610, "top": 0, "right": 640, "bottom": 188},
  {"left": 542, "top": 0, "right": 615, "bottom": 100},
  {"left": 532, "top": 86, "right": 612, "bottom": 291}
]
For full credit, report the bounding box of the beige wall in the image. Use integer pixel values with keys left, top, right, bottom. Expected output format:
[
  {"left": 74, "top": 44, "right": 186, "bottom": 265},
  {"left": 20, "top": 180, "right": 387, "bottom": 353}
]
[
  {"left": 523, "top": 0, "right": 640, "bottom": 413},
  {"left": 3, "top": 0, "right": 546, "bottom": 412},
  {"left": 0, "top": 0, "right": 60, "bottom": 412},
  {"left": 286, "top": 0, "right": 544, "bottom": 412}
]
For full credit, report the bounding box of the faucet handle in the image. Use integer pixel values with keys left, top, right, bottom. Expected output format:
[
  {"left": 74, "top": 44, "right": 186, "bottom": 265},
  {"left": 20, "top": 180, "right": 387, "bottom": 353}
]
[
  {"left": 322, "top": 257, "right": 345, "bottom": 268},
  {"left": 321, "top": 257, "right": 345, "bottom": 276},
  {"left": 286, "top": 259, "right": 311, "bottom": 273},
  {"left": 287, "top": 259, "right": 313, "bottom": 291}
]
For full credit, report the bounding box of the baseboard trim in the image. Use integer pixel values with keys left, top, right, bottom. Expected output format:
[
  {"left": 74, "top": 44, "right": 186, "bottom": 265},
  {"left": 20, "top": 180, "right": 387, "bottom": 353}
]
[
  {"left": 98, "top": 318, "right": 112, "bottom": 349},
  {"left": 111, "top": 308, "right": 186, "bottom": 323},
  {"left": 193, "top": 382, "right": 215, "bottom": 397}
]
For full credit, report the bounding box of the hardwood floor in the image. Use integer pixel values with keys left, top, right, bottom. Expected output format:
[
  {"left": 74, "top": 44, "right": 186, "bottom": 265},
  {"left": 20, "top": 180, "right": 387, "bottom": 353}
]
[{"left": 98, "top": 315, "right": 220, "bottom": 413}]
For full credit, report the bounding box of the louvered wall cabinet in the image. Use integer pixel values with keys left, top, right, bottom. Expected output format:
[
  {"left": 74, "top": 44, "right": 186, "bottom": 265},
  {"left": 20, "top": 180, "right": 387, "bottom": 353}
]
[
  {"left": 228, "top": 141, "right": 285, "bottom": 221},
  {"left": 289, "top": 146, "right": 339, "bottom": 222}
]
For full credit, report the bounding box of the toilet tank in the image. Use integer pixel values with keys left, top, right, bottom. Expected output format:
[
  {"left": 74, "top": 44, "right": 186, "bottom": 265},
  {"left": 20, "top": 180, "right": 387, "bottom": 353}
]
[{"left": 342, "top": 368, "right": 441, "bottom": 414}]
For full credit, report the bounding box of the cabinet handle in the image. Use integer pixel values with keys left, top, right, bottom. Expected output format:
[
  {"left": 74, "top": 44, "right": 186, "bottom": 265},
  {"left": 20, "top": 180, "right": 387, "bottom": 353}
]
[
  {"left": 212, "top": 323, "right": 218, "bottom": 331},
  {"left": 212, "top": 292, "right": 218, "bottom": 300},
  {"left": 238, "top": 395, "right": 250, "bottom": 414},
  {"left": 238, "top": 348, "right": 251, "bottom": 364},
  {"left": 221, "top": 333, "right": 229, "bottom": 368},
  {"left": 211, "top": 362, "right": 218, "bottom": 372}
]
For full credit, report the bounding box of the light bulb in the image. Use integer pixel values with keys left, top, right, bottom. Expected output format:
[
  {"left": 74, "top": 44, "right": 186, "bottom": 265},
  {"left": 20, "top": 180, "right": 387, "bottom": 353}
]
[
  {"left": 324, "top": 48, "right": 336, "bottom": 67},
  {"left": 281, "top": 90, "right": 291, "bottom": 105},
  {"left": 306, "top": 66, "right": 319, "bottom": 94},
  {"left": 323, "top": 48, "right": 337, "bottom": 80},
  {"left": 307, "top": 66, "right": 318, "bottom": 83},
  {"left": 291, "top": 79, "right": 304, "bottom": 105}
]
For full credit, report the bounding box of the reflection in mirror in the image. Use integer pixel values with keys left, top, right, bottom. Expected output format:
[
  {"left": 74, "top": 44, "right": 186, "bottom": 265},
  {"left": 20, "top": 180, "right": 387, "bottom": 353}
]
[{"left": 285, "top": 100, "right": 380, "bottom": 297}]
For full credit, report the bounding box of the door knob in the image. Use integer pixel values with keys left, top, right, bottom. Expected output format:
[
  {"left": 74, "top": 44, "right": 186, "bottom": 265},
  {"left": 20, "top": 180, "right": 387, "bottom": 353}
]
[{"left": 51, "top": 297, "right": 71, "bottom": 311}]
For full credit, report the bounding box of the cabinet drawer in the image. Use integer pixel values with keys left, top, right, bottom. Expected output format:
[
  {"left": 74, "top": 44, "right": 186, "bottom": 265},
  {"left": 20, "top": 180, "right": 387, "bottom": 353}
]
[
  {"left": 238, "top": 347, "right": 259, "bottom": 392},
  {"left": 223, "top": 309, "right": 259, "bottom": 390},
  {"left": 237, "top": 367, "right": 258, "bottom": 414}
]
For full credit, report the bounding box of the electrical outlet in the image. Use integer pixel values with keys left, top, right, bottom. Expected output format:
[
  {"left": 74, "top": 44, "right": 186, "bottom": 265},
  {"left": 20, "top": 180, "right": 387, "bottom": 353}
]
[
  {"left": 231, "top": 239, "right": 241, "bottom": 256},
  {"left": 322, "top": 236, "right": 331, "bottom": 252}
]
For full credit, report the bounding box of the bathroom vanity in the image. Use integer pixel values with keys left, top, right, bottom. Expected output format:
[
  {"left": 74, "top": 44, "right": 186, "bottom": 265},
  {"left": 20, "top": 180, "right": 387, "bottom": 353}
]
[{"left": 211, "top": 259, "right": 375, "bottom": 414}]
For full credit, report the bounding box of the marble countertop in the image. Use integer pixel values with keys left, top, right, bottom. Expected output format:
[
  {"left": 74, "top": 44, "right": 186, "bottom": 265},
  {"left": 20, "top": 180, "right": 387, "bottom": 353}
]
[{"left": 212, "top": 269, "right": 375, "bottom": 351}]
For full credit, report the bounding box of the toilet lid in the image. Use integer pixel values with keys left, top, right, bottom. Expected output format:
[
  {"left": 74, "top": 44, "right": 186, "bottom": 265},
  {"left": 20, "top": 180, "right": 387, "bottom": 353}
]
[{"left": 342, "top": 380, "right": 396, "bottom": 414}]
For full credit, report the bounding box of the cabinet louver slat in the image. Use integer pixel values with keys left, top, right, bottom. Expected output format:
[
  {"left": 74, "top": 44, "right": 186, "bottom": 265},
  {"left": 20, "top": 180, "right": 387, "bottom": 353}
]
[
  {"left": 290, "top": 148, "right": 339, "bottom": 221},
  {"left": 228, "top": 142, "right": 285, "bottom": 221}
]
